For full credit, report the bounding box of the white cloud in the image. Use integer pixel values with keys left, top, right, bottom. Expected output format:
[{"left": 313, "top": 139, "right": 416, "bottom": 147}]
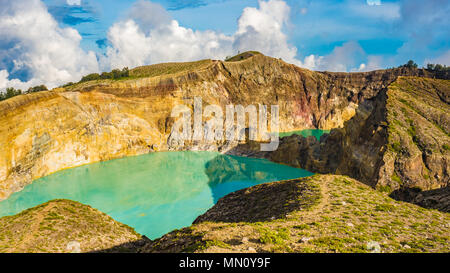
[
  {"left": 105, "top": 0, "right": 300, "bottom": 70},
  {"left": 394, "top": 0, "right": 450, "bottom": 64},
  {"left": 301, "top": 41, "right": 366, "bottom": 72},
  {"left": 367, "top": 0, "right": 381, "bottom": 6},
  {"left": 1, "top": 0, "right": 396, "bottom": 94},
  {"left": 0, "top": 70, "right": 37, "bottom": 91},
  {"left": 234, "top": 0, "right": 300, "bottom": 65},
  {"left": 128, "top": 0, "right": 171, "bottom": 30},
  {"left": 424, "top": 50, "right": 450, "bottom": 66},
  {"left": 352, "top": 2, "right": 400, "bottom": 20},
  {"left": 105, "top": 0, "right": 386, "bottom": 73},
  {"left": 106, "top": 20, "right": 153, "bottom": 69},
  {"left": 0, "top": 0, "right": 99, "bottom": 92},
  {"left": 67, "top": 0, "right": 81, "bottom": 6},
  {"left": 362, "top": 55, "right": 383, "bottom": 71}
]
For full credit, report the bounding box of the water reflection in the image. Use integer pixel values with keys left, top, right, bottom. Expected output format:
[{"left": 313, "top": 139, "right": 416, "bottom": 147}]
[
  {"left": 0, "top": 151, "right": 312, "bottom": 239},
  {"left": 205, "top": 154, "right": 312, "bottom": 203}
]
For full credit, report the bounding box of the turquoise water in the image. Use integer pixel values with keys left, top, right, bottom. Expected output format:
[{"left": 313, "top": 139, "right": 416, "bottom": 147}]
[
  {"left": 0, "top": 151, "right": 312, "bottom": 239},
  {"left": 279, "top": 129, "right": 330, "bottom": 140}
]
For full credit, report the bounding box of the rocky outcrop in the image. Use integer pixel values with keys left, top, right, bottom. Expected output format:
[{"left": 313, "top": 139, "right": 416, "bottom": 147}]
[
  {"left": 132, "top": 175, "right": 450, "bottom": 253},
  {"left": 0, "top": 199, "right": 143, "bottom": 253},
  {"left": 390, "top": 187, "right": 450, "bottom": 212},
  {"left": 193, "top": 178, "right": 320, "bottom": 223},
  {"left": 3, "top": 175, "right": 449, "bottom": 253},
  {"left": 0, "top": 52, "right": 447, "bottom": 200},
  {"left": 270, "top": 77, "right": 450, "bottom": 205}
]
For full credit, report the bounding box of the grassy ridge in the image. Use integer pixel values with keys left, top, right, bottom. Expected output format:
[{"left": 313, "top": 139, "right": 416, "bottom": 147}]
[
  {"left": 225, "top": 51, "right": 262, "bottom": 62},
  {"left": 1, "top": 175, "right": 448, "bottom": 253},
  {"left": 0, "top": 199, "right": 141, "bottom": 253},
  {"left": 140, "top": 175, "right": 449, "bottom": 253},
  {"left": 130, "top": 59, "right": 213, "bottom": 78}
]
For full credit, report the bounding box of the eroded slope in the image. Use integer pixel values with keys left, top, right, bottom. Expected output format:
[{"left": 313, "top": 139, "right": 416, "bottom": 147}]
[
  {"left": 270, "top": 77, "right": 449, "bottom": 197},
  {"left": 0, "top": 53, "right": 439, "bottom": 200},
  {"left": 132, "top": 175, "right": 450, "bottom": 253},
  {"left": 0, "top": 199, "right": 142, "bottom": 253}
]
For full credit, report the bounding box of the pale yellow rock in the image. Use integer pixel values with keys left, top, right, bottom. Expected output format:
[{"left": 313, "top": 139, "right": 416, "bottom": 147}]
[{"left": 0, "top": 53, "right": 417, "bottom": 199}]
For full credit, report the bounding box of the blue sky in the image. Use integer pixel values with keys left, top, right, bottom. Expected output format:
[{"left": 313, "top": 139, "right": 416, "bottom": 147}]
[
  {"left": 43, "top": 0, "right": 448, "bottom": 63},
  {"left": 0, "top": 0, "right": 449, "bottom": 91}
]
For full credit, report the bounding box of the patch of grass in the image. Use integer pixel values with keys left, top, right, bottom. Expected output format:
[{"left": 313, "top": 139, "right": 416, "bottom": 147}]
[
  {"left": 258, "top": 227, "right": 290, "bottom": 245},
  {"left": 407, "top": 125, "right": 417, "bottom": 140},
  {"left": 391, "top": 142, "right": 402, "bottom": 153},
  {"left": 225, "top": 51, "right": 262, "bottom": 62},
  {"left": 293, "top": 224, "right": 310, "bottom": 230},
  {"left": 130, "top": 59, "right": 212, "bottom": 78},
  {"left": 391, "top": 173, "right": 402, "bottom": 184},
  {"left": 311, "top": 236, "right": 356, "bottom": 252},
  {"left": 204, "top": 240, "right": 231, "bottom": 249},
  {"left": 377, "top": 185, "right": 392, "bottom": 193},
  {"left": 375, "top": 204, "right": 395, "bottom": 212}
]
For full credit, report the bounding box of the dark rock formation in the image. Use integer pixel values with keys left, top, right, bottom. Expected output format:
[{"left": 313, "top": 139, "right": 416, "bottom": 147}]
[
  {"left": 0, "top": 52, "right": 448, "bottom": 209},
  {"left": 269, "top": 77, "right": 450, "bottom": 211},
  {"left": 193, "top": 177, "right": 320, "bottom": 223},
  {"left": 390, "top": 187, "right": 450, "bottom": 212}
]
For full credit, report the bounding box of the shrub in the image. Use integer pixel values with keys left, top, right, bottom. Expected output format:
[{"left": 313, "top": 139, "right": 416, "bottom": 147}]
[
  {"left": 0, "top": 87, "right": 22, "bottom": 101},
  {"left": 79, "top": 67, "right": 129, "bottom": 83},
  {"left": 80, "top": 73, "right": 101, "bottom": 82},
  {"left": 399, "top": 60, "right": 418, "bottom": 69},
  {"left": 27, "top": 85, "right": 47, "bottom": 93},
  {"left": 426, "top": 63, "right": 449, "bottom": 72}
]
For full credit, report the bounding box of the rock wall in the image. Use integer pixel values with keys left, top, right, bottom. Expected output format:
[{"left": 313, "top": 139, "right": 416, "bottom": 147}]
[
  {"left": 270, "top": 77, "right": 449, "bottom": 193},
  {"left": 0, "top": 53, "right": 445, "bottom": 200}
]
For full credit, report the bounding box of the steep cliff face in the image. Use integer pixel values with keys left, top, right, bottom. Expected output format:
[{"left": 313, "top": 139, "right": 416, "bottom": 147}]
[
  {"left": 0, "top": 53, "right": 444, "bottom": 200},
  {"left": 380, "top": 77, "right": 449, "bottom": 191},
  {"left": 271, "top": 77, "right": 449, "bottom": 195},
  {"left": 0, "top": 90, "right": 173, "bottom": 199}
]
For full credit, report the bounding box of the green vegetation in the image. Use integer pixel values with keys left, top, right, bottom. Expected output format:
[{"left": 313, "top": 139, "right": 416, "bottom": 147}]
[
  {"left": 0, "top": 199, "right": 141, "bottom": 253},
  {"left": 79, "top": 67, "right": 130, "bottom": 83},
  {"left": 0, "top": 87, "right": 22, "bottom": 101},
  {"left": 426, "top": 63, "right": 450, "bottom": 72},
  {"left": 27, "top": 85, "right": 48, "bottom": 93},
  {"left": 193, "top": 177, "right": 321, "bottom": 223},
  {"left": 130, "top": 59, "right": 211, "bottom": 78},
  {"left": 391, "top": 173, "right": 402, "bottom": 184},
  {"left": 375, "top": 204, "right": 395, "bottom": 212},
  {"left": 2, "top": 175, "right": 450, "bottom": 253},
  {"left": 62, "top": 60, "right": 213, "bottom": 89},
  {"left": 0, "top": 85, "right": 48, "bottom": 102},
  {"left": 391, "top": 142, "right": 402, "bottom": 153},
  {"left": 377, "top": 185, "right": 392, "bottom": 193},
  {"left": 225, "top": 51, "right": 262, "bottom": 62},
  {"left": 258, "top": 227, "right": 290, "bottom": 245},
  {"left": 398, "top": 60, "right": 418, "bottom": 69},
  {"left": 397, "top": 60, "right": 449, "bottom": 72},
  {"left": 310, "top": 236, "right": 360, "bottom": 252},
  {"left": 140, "top": 175, "right": 450, "bottom": 253}
]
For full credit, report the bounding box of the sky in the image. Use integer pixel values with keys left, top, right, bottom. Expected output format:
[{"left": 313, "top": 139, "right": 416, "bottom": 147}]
[{"left": 0, "top": 0, "right": 449, "bottom": 92}]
